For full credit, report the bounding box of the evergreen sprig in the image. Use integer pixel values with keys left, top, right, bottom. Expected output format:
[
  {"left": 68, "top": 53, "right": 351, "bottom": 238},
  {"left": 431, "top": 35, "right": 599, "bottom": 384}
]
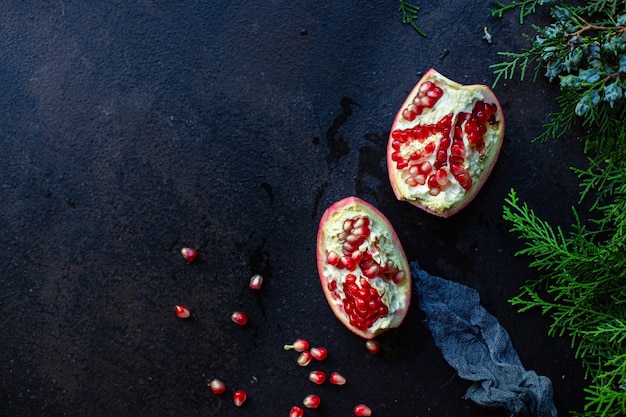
[
  {"left": 493, "top": 1, "right": 626, "bottom": 416},
  {"left": 504, "top": 189, "right": 626, "bottom": 417},
  {"left": 492, "top": 3, "right": 626, "bottom": 150},
  {"left": 399, "top": 0, "right": 426, "bottom": 37},
  {"left": 492, "top": 0, "right": 546, "bottom": 24}
]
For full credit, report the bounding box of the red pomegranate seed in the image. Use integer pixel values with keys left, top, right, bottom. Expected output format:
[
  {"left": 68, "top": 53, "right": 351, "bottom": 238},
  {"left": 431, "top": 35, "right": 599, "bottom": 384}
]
[
  {"left": 353, "top": 404, "right": 372, "bottom": 416},
  {"left": 290, "top": 405, "right": 304, "bottom": 417},
  {"left": 365, "top": 339, "right": 380, "bottom": 355},
  {"left": 310, "top": 347, "right": 327, "bottom": 361},
  {"left": 180, "top": 247, "right": 197, "bottom": 262},
  {"left": 284, "top": 338, "right": 309, "bottom": 352},
  {"left": 327, "top": 251, "right": 340, "bottom": 266},
  {"left": 231, "top": 311, "right": 248, "bottom": 326},
  {"left": 209, "top": 378, "right": 226, "bottom": 395},
  {"left": 174, "top": 305, "right": 190, "bottom": 319},
  {"left": 303, "top": 394, "right": 321, "bottom": 409},
  {"left": 329, "top": 372, "right": 346, "bottom": 385},
  {"left": 308, "top": 370, "right": 326, "bottom": 385},
  {"left": 249, "top": 274, "right": 264, "bottom": 290},
  {"left": 233, "top": 389, "right": 247, "bottom": 407},
  {"left": 297, "top": 351, "right": 313, "bottom": 366}
]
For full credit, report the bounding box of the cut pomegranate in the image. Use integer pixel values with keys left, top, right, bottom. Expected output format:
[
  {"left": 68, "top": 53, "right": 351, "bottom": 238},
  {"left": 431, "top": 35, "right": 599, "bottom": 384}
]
[
  {"left": 209, "top": 378, "right": 226, "bottom": 395},
  {"left": 303, "top": 394, "right": 321, "bottom": 409},
  {"left": 233, "top": 389, "right": 247, "bottom": 407},
  {"left": 388, "top": 68, "right": 505, "bottom": 217},
  {"left": 174, "top": 305, "right": 190, "bottom": 319},
  {"left": 317, "top": 197, "right": 411, "bottom": 339},
  {"left": 231, "top": 311, "right": 248, "bottom": 326},
  {"left": 353, "top": 404, "right": 372, "bottom": 416},
  {"left": 181, "top": 247, "right": 197, "bottom": 262}
]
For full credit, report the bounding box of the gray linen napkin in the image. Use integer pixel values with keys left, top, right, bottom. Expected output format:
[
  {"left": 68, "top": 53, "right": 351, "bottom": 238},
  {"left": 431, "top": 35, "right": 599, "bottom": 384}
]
[{"left": 411, "top": 262, "right": 557, "bottom": 417}]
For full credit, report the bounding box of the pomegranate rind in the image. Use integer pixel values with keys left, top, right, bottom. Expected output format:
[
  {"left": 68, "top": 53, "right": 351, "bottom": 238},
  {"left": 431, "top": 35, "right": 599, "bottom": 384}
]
[
  {"left": 316, "top": 196, "right": 411, "bottom": 339},
  {"left": 387, "top": 68, "right": 505, "bottom": 217}
]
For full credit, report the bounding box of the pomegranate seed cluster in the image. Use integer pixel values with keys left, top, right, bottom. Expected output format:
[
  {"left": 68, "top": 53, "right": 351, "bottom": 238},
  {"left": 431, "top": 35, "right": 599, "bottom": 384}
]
[
  {"left": 176, "top": 248, "right": 375, "bottom": 415},
  {"left": 324, "top": 214, "right": 407, "bottom": 333},
  {"left": 283, "top": 338, "right": 373, "bottom": 416},
  {"left": 401, "top": 80, "right": 443, "bottom": 121},
  {"left": 175, "top": 247, "right": 264, "bottom": 409}
]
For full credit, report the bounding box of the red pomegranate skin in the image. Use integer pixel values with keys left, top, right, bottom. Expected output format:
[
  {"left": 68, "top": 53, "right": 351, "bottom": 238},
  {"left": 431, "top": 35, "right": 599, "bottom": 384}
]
[{"left": 317, "top": 196, "right": 411, "bottom": 339}]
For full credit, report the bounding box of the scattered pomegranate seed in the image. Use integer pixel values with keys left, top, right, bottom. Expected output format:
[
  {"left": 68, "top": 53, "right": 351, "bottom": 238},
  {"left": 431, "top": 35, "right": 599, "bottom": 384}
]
[
  {"left": 297, "top": 351, "right": 313, "bottom": 366},
  {"left": 353, "top": 404, "right": 372, "bottom": 416},
  {"left": 284, "top": 338, "right": 309, "bottom": 352},
  {"left": 249, "top": 274, "right": 264, "bottom": 290},
  {"left": 329, "top": 372, "right": 347, "bottom": 385},
  {"left": 209, "top": 378, "right": 226, "bottom": 395},
  {"left": 231, "top": 311, "right": 248, "bottom": 326},
  {"left": 174, "top": 305, "right": 190, "bottom": 319},
  {"left": 303, "top": 394, "right": 321, "bottom": 409},
  {"left": 290, "top": 405, "right": 304, "bottom": 417},
  {"left": 233, "top": 389, "right": 247, "bottom": 407},
  {"left": 310, "top": 347, "right": 327, "bottom": 361},
  {"left": 181, "top": 247, "right": 197, "bottom": 262},
  {"left": 308, "top": 370, "right": 326, "bottom": 385},
  {"left": 365, "top": 340, "right": 380, "bottom": 355}
]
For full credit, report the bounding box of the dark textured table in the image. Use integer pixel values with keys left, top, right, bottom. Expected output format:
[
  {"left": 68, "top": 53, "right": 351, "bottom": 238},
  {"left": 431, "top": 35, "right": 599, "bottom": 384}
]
[{"left": 0, "top": 2, "right": 587, "bottom": 416}]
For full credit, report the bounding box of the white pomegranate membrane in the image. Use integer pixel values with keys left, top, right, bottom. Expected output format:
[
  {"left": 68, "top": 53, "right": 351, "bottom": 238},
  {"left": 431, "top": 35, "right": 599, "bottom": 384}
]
[
  {"left": 388, "top": 68, "right": 504, "bottom": 217},
  {"left": 317, "top": 197, "right": 410, "bottom": 339}
]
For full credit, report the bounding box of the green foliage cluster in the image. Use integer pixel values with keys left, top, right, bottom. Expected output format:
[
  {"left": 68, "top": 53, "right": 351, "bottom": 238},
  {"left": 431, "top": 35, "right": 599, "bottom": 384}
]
[{"left": 492, "top": 1, "right": 626, "bottom": 416}]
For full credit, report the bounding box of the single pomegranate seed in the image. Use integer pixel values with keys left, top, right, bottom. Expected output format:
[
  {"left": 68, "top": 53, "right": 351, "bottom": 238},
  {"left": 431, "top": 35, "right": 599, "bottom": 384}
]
[
  {"left": 181, "top": 247, "right": 197, "bottom": 262},
  {"left": 329, "top": 372, "right": 347, "bottom": 385},
  {"left": 353, "top": 404, "right": 372, "bottom": 416},
  {"left": 233, "top": 389, "right": 247, "bottom": 407},
  {"left": 209, "top": 378, "right": 226, "bottom": 395},
  {"left": 392, "top": 270, "right": 406, "bottom": 284},
  {"left": 310, "top": 347, "right": 327, "bottom": 361},
  {"left": 327, "top": 251, "right": 340, "bottom": 266},
  {"left": 365, "top": 340, "right": 380, "bottom": 355},
  {"left": 402, "top": 108, "right": 416, "bottom": 121},
  {"left": 361, "top": 262, "right": 379, "bottom": 279},
  {"left": 284, "top": 338, "right": 309, "bottom": 352},
  {"left": 290, "top": 405, "right": 304, "bottom": 417},
  {"left": 297, "top": 351, "right": 313, "bottom": 366},
  {"left": 308, "top": 370, "right": 326, "bottom": 385},
  {"left": 435, "top": 168, "right": 449, "bottom": 186},
  {"left": 303, "top": 394, "right": 321, "bottom": 409},
  {"left": 174, "top": 305, "right": 190, "bottom": 319},
  {"left": 249, "top": 274, "right": 264, "bottom": 290},
  {"left": 231, "top": 311, "right": 248, "bottom": 326}
]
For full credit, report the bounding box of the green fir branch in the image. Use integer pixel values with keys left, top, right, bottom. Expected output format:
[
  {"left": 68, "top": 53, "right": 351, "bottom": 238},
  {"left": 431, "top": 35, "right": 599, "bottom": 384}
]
[
  {"left": 491, "top": 0, "right": 545, "bottom": 24},
  {"left": 504, "top": 187, "right": 626, "bottom": 417},
  {"left": 399, "top": 0, "right": 426, "bottom": 37}
]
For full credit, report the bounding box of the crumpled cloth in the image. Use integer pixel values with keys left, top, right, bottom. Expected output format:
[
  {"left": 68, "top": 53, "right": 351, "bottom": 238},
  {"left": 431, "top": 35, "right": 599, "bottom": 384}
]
[{"left": 411, "top": 262, "right": 557, "bottom": 417}]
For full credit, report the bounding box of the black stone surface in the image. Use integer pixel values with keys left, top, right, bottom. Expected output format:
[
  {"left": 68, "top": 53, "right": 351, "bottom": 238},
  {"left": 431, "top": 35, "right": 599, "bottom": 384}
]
[{"left": 0, "top": 2, "right": 588, "bottom": 416}]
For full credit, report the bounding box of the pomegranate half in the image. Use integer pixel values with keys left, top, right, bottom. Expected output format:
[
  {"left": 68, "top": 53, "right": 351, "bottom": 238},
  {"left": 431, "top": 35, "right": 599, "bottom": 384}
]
[
  {"left": 316, "top": 196, "right": 411, "bottom": 339},
  {"left": 387, "top": 68, "right": 505, "bottom": 217}
]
